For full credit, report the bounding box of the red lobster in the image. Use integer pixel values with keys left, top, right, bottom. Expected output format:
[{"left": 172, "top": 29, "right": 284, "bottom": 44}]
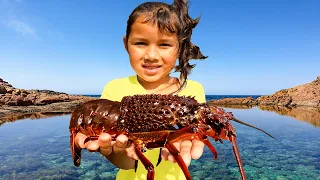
[{"left": 69, "top": 94, "right": 274, "bottom": 180}]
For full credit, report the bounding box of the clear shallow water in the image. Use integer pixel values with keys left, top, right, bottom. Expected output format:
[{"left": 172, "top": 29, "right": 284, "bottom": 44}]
[{"left": 0, "top": 106, "right": 319, "bottom": 179}]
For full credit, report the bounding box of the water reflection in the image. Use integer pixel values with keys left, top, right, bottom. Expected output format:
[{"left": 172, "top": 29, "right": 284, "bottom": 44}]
[
  {"left": 208, "top": 104, "right": 320, "bottom": 127},
  {"left": 214, "top": 104, "right": 320, "bottom": 127},
  {"left": 258, "top": 105, "right": 320, "bottom": 127},
  {"left": 0, "top": 112, "right": 71, "bottom": 127}
]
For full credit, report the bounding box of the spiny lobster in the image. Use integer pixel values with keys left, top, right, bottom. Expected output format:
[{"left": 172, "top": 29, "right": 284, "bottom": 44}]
[{"left": 69, "top": 94, "right": 275, "bottom": 180}]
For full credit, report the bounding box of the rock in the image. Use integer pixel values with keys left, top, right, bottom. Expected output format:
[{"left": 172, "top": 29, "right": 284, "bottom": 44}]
[
  {"left": 30, "top": 89, "right": 66, "bottom": 95},
  {"left": 36, "top": 94, "right": 70, "bottom": 105},
  {"left": 0, "top": 100, "right": 92, "bottom": 126},
  {"left": 207, "top": 97, "right": 258, "bottom": 106},
  {"left": 0, "top": 78, "right": 13, "bottom": 87},
  {"left": 257, "top": 76, "right": 320, "bottom": 108},
  {"left": 0, "top": 86, "right": 7, "bottom": 94},
  {"left": 207, "top": 76, "right": 319, "bottom": 108},
  {"left": 6, "top": 87, "right": 13, "bottom": 94},
  {"left": 0, "top": 78, "right": 97, "bottom": 121},
  {"left": 0, "top": 78, "right": 94, "bottom": 106}
]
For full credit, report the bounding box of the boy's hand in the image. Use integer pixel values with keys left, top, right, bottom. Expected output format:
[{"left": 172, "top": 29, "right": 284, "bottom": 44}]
[
  {"left": 75, "top": 133, "right": 139, "bottom": 160},
  {"left": 161, "top": 140, "right": 204, "bottom": 166},
  {"left": 75, "top": 132, "right": 204, "bottom": 167}
]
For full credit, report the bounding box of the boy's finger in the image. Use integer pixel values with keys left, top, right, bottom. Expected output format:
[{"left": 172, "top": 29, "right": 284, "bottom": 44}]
[
  {"left": 179, "top": 140, "right": 192, "bottom": 166},
  {"left": 75, "top": 133, "right": 87, "bottom": 148},
  {"left": 98, "top": 133, "right": 112, "bottom": 148},
  {"left": 97, "top": 133, "right": 113, "bottom": 156},
  {"left": 86, "top": 141, "right": 100, "bottom": 152},
  {"left": 113, "top": 134, "right": 128, "bottom": 154},
  {"left": 167, "top": 141, "right": 181, "bottom": 163},
  {"left": 161, "top": 148, "right": 170, "bottom": 161},
  {"left": 191, "top": 140, "right": 204, "bottom": 160},
  {"left": 125, "top": 145, "right": 139, "bottom": 160}
]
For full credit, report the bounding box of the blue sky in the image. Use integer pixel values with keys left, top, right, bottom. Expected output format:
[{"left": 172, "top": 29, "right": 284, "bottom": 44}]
[{"left": 0, "top": 0, "right": 319, "bottom": 95}]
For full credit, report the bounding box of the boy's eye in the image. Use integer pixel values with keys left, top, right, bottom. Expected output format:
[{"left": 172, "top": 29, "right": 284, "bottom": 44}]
[
  {"left": 135, "top": 42, "right": 146, "bottom": 45},
  {"left": 160, "top": 43, "right": 171, "bottom": 47}
]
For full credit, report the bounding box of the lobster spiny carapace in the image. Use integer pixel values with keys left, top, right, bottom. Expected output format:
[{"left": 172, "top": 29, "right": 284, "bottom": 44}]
[{"left": 69, "top": 94, "right": 273, "bottom": 180}]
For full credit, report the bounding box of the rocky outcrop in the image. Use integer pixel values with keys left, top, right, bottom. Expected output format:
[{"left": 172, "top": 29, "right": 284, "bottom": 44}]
[
  {"left": 0, "top": 78, "right": 96, "bottom": 120},
  {"left": 207, "top": 76, "right": 320, "bottom": 108},
  {"left": 0, "top": 79, "right": 94, "bottom": 106},
  {"left": 257, "top": 76, "right": 320, "bottom": 108},
  {"left": 207, "top": 97, "right": 257, "bottom": 106}
]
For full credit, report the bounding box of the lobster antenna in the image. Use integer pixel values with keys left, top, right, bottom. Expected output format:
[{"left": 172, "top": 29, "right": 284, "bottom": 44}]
[{"left": 232, "top": 118, "right": 277, "bottom": 140}]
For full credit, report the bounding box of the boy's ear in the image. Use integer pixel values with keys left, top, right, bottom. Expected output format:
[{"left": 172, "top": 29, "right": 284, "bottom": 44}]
[{"left": 123, "top": 36, "right": 128, "bottom": 52}]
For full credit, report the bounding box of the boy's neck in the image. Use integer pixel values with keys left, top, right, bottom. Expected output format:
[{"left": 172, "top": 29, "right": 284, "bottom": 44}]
[{"left": 137, "top": 76, "right": 180, "bottom": 94}]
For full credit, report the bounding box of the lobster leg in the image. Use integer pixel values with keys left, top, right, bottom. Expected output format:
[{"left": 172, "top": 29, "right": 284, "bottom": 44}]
[
  {"left": 164, "top": 126, "right": 219, "bottom": 180},
  {"left": 165, "top": 142, "right": 192, "bottom": 180},
  {"left": 196, "top": 130, "right": 218, "bottom": 159},
  {"left": 133, "top": 142, "right": 155, "bottom": 180},
  {"left": 166, "top": 126, "right": 218, "bottom": 159},
  {"left": 229, "top": 135, "right": 246, "bottom": 180}
]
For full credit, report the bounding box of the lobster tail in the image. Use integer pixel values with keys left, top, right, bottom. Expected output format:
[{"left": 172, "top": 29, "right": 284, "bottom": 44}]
[{"left": 70, "top": 129, "right": 82, "bottom": 166}]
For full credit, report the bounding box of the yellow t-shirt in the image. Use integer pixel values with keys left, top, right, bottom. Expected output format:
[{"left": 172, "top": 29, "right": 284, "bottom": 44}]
[{"left": 100, "top": 75, "right": 206, "bottom": 180}]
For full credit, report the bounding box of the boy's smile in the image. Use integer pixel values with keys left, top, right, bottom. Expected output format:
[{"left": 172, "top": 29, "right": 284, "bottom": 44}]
[
  {"left": 142, "top": 64, "right": 162, "bottom": 75},
  {"left": 124, "top": 15, "right": 179, "bottom": 89}
]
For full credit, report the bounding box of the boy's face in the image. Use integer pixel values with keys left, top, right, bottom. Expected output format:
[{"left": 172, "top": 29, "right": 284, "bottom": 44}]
[{"left": 124, "top": 16, "right": 179, "bottom": 85}]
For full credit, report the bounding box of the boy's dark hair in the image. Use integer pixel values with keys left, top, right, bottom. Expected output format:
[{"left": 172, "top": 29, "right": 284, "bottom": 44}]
[{"left": 125, "top": 0, "right": 207, "bottom": 92}]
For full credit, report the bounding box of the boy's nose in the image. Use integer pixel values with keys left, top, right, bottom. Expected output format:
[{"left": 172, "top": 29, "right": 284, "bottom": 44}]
[{"left": 144, "top": 47, "right": 160, "bottom": 61}]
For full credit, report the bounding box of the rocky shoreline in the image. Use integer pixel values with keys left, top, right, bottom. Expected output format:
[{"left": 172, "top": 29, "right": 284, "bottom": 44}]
[
  {"left": 207, "top": 76, "right": 320, "bottom": 127},
  {"left": 0, "top": 78, "right": 96, "bottom": 124},
  {"left": 208, "top": 76, "right": 320, "bottom": 108}
]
